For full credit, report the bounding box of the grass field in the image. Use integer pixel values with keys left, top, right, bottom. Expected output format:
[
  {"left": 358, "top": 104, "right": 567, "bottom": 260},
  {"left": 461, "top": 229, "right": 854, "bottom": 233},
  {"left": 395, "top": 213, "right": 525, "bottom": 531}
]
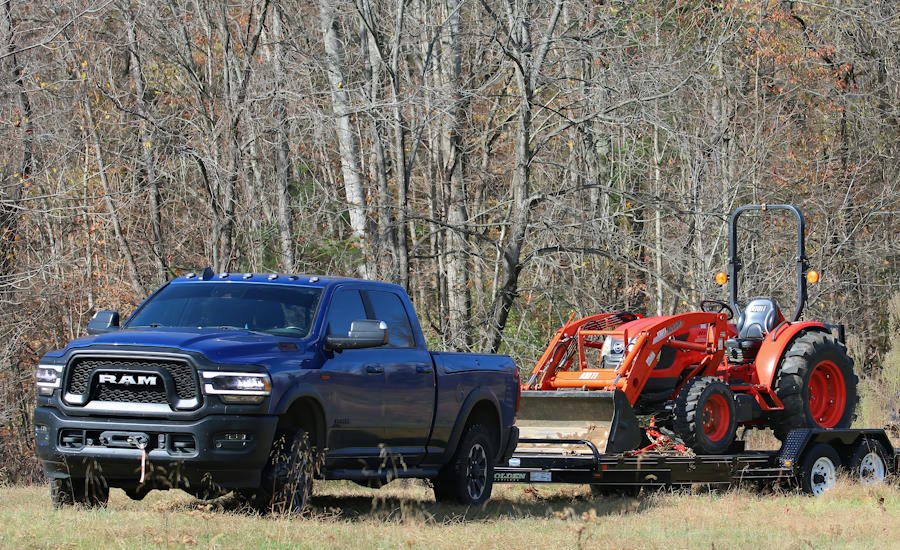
[{"left": 1, "top": 480, "right": 898, "bottom": 549}]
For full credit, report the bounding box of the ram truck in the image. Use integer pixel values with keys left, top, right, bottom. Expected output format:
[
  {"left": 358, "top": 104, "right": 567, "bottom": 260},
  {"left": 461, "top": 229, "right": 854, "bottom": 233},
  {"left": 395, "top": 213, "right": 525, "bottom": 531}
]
[{"left": 33, "top": 270, "right": 519, "bottom": 510}]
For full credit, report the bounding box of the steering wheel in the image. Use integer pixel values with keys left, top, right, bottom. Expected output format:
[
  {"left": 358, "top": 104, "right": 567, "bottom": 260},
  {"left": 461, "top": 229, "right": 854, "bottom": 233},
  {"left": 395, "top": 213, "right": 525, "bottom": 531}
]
[{"left": 700, "top": 299, "right": 734, "bottom": 320}]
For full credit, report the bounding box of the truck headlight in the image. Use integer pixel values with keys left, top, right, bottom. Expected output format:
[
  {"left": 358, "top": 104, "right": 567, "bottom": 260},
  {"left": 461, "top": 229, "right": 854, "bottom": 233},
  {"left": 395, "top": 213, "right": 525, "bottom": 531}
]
[
  {"left": 35, "top": 364, "right": 63, "bottom": 396},
  {"left": 201, "top": 371, "right": 271, "bottom": 404}
]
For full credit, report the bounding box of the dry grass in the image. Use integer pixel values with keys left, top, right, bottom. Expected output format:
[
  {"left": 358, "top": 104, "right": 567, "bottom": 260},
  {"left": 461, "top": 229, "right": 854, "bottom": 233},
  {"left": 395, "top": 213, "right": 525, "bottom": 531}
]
[{"left": 1, "top": 479, "right": 899, "bottom": 549}]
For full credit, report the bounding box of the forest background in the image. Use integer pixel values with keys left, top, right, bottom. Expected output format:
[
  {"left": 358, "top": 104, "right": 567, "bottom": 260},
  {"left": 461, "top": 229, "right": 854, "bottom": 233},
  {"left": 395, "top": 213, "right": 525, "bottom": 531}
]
[{"left": 1, "top": 0, "right": 897, "bottom": 482}]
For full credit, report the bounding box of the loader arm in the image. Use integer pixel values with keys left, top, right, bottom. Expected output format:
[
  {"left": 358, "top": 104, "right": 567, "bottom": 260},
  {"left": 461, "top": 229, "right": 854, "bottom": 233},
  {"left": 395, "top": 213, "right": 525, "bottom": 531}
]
[{"left": 550, "top": 312, "right": 730, "bottom": 406}]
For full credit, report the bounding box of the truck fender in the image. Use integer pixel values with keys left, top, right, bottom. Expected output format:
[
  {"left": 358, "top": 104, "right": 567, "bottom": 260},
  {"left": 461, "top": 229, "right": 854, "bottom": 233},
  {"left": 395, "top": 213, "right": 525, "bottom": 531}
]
[
  {"left": 271, "top": 387, "right": 328, "bottom": 449},
  {"left": 441, "top": 387, "right": 503, "bottom": 464},
  {"left": 755, "top": 321, "right": 827, "bottom": 388}
]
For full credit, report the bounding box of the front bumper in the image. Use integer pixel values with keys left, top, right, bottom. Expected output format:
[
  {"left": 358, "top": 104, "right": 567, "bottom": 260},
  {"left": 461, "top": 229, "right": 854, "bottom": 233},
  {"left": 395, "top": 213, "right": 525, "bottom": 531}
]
[{"left": 33, "top": 406, "right": 278, "bottom": 491}]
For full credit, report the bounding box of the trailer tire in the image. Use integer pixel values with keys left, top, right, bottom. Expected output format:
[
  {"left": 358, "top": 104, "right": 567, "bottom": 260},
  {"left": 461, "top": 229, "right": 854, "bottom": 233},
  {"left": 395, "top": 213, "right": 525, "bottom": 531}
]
[
  {"left": 432, "top": 423, "right": 494, "bottom": 506},
  {"left": 673, "top": 377, "right": 737, "bottom": 454},
  {"left": 772, "top": 332, "right": 857, "bottom": 440},
  {"left": 849, "top": 438, "right": 888, "bottom": 486},
  {"left": 799, "top": 443, "right": 840, "bottom": 496}
]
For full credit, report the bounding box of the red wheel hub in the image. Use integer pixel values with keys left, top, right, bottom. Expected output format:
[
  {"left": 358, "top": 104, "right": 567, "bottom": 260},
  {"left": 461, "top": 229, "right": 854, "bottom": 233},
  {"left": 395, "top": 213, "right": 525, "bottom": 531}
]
[
  {"left": 808, "top": 360, "right": 846, "bottom": 428},
  {"left": 701, "top": 393, "right": 730, "bottom": 442}
]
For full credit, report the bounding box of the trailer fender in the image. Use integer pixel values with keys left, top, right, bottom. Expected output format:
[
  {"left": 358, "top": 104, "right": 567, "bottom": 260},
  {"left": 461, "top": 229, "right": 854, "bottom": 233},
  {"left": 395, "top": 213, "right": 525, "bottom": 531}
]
[{"left": 755, "top": 321, "right": 827, "bottom": 388}]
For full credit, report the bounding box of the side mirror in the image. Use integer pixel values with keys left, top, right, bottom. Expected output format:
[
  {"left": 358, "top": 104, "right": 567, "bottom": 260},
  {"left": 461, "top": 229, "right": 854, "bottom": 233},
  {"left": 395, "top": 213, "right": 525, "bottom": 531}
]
[
  {"left": 325, "top": 320, "right": 388, "bottom": 351},
  {"left": 87, "top": 310, "right": 120, "bottom": 335}
]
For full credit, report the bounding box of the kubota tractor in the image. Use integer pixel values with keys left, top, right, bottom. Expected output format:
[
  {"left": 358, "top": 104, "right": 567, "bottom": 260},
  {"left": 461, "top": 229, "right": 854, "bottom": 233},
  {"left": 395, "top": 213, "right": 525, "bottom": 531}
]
[{"left": 519, "top": 204, "right": 858, "bottom": 454}]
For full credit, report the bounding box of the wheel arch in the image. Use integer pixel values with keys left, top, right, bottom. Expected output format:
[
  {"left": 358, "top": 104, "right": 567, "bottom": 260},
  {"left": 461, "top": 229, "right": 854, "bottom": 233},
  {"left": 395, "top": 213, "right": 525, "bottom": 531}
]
[
  {"left": 277, "top": 395, "right": 327, "bottom": 451},
  {"left": 755, "top": 322, "right": 828, "bottom": 388},
  {"left": 442, "top": 389, "right": 503, "bottom": 463}
]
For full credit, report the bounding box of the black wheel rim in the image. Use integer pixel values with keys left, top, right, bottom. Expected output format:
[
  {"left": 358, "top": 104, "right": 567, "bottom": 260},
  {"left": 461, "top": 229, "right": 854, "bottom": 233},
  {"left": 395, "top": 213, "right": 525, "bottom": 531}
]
[{"left": 466, "top": 443, "right": 488, "bottom": 501}]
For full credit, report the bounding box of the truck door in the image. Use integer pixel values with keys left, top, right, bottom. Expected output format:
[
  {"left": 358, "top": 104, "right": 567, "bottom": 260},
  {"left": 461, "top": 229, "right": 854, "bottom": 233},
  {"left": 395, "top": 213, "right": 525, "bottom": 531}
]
[
  {"left": 364, "top": 289, "right": 436, "bottom": 465},
  {"left": 321, "top": 288, "right": 384, "bottom": 467}
]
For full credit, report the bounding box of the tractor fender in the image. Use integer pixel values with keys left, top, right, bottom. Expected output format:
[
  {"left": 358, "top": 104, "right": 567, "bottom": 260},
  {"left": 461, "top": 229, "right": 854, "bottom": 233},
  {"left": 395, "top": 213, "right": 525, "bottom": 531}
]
[{"left": 755, "top": 321, "right": 828, "bottom": 388}]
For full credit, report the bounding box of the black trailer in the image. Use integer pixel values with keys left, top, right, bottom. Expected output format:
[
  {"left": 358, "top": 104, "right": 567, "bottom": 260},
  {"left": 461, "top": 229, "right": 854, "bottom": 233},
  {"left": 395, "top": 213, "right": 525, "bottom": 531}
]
[{"left": 494, "top": 428, "right": 896, "bottom": 496}]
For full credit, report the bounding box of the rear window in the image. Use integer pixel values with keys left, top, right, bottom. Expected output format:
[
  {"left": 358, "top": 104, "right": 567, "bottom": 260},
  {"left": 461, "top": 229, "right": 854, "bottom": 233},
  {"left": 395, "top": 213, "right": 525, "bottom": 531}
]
[
  {"left": 366, "top": 290, "right": 415, "bottom": 348},
  {"left": 126, "top": 283, "right": 322, "bottom": 337}
]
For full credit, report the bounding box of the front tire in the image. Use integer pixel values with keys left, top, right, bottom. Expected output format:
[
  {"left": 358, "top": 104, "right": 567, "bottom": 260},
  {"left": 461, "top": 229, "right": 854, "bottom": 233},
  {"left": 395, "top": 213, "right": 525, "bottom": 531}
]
[
  {"left": 772, "top": 332, "right": 858, "bottom": 440},
  {"left": 433, "top": 423, "right": 494, "bottom": 506},
  {"left": 51, "top": 476, "right": 109, "bottom": 508},
  {"left": 673, "top": 377, "right": 737, "bottom": 454},
  {"left": 241, "top": 429, "right": 316, "bottom": 514}
]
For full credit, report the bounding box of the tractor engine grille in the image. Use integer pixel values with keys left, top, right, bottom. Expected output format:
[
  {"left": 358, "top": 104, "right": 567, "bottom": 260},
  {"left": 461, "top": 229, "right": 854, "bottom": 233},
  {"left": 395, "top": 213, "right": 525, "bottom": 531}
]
[{"left": 65, "top": 357, "right": 199, "bottom": 406}]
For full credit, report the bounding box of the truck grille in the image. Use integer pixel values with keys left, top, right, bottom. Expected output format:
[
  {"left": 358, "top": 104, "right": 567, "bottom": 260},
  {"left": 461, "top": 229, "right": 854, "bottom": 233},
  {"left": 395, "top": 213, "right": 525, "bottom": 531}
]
[{"left": 65, "top": 357, "right": 199, "bottom": 406}]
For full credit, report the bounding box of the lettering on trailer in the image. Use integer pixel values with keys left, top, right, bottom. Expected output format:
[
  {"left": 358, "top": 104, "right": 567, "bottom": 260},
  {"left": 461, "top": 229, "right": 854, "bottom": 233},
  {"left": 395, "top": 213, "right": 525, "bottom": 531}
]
[
  {"left": 652, "top": 320, "right": 684, "bottom": 345},
  {"left": 98, "top": 373, "right": 158, "bottom": 386},
  {"left": 494, "top": 472, "right": 527, "bottom": 482}
]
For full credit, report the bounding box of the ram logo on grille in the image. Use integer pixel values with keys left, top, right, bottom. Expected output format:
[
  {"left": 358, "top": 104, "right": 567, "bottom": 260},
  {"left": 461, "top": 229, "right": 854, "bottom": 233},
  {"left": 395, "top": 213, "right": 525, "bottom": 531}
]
[{"left": 98, "top": 373, "right": 159, "bottom": 386}]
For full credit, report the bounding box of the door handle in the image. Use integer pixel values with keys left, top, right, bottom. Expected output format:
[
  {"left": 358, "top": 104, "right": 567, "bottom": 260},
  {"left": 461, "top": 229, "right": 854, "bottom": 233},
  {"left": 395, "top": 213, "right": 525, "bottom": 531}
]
[
  {"left": 416, "top": 365, "right": 433, "bottom": 374},
  {"left": 366, "top": 365, "right": 384, "bottom": 374}
]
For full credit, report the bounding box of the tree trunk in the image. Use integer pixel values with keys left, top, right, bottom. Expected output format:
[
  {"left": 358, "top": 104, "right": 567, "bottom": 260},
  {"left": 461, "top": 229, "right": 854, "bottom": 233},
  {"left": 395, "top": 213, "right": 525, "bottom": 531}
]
[
  {"left": 318, "top": 0, "right": 371, "bottom": 278},
  {"left": 273, "top": 2, "right": 295, "bottom": 272},
  {"left": 83, "top": 95, "right": 144, "bottom": 296}
]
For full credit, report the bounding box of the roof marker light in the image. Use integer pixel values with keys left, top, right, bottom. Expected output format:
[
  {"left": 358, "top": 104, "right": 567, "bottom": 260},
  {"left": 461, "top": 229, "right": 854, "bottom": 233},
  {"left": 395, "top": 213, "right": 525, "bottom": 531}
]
[
  {"left": 288, "top": 275, "right": 298, "bottom": 281},
  {"left": 243, "top": 273, "right": 253, "bottom": 279},
  {"left": 185, "top": 273, "right": 196, "bottom": 279},
  {"left": 219, "top": 272, "right": 229, "bottom": 279},
  {"left": 268, "top": 274, "right": 278, "bottom": 280},
  {"left": 309, "top": 276, "right": 319, "bottom": 283}
]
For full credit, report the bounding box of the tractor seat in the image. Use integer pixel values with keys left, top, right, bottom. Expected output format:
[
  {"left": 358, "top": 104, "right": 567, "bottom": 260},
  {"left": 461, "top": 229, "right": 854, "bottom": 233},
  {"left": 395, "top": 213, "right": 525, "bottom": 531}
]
[
  {"left": 725, "top": 298, "right": 781, "bottom": 364},
  {"left": 736, "top": 297, "right": 781, "bottom": 339}
]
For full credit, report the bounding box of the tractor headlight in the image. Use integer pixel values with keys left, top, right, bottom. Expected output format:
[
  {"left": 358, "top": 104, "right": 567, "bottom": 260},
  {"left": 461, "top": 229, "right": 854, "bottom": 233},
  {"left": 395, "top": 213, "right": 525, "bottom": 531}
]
[
  {"left": 201, "top": 371, "right": 271, "bottom": 404},
  {"left": 35, "top": 364, "right": 63, "bottom": 396}
]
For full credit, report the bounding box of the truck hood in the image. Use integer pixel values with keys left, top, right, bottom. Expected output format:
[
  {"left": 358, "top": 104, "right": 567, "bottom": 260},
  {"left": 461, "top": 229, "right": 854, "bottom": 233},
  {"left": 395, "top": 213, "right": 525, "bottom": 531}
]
[{"left": 60, "top": 328, "right": 309, "bottom": 365}]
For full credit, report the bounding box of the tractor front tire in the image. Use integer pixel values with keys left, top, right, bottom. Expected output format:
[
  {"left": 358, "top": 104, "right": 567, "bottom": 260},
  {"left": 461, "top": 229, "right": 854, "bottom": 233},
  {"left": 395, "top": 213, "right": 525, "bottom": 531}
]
[
  {"left": 772, "top": 332, "right": 857, "bottom": 440},
  {"left": 673, "top": 377, "right": 737, "bottom": 454}
]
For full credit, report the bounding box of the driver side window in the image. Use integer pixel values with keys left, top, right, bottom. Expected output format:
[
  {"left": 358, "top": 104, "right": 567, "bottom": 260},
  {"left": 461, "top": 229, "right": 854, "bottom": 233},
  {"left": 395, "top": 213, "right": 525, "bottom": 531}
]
[{"left": 326, "top": 289, "right": 367, "bottom": 336}]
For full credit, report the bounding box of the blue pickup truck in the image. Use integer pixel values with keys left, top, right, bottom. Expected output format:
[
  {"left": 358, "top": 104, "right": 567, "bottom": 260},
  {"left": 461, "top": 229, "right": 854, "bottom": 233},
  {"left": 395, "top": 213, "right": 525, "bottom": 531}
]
[{"left": 33, "top": 270, "right": 520, "bottom": 510}]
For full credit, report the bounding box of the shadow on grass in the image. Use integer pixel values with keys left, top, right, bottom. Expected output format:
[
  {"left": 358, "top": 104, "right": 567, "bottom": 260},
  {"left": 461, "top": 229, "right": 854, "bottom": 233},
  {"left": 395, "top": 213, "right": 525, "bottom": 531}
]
[{"left": 189, "top": 482, "right": 665, "bottom": 523}]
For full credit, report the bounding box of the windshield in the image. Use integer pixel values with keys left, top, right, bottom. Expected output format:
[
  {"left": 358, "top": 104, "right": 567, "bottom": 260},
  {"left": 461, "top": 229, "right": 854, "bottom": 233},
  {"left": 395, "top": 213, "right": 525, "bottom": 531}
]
[{"left": 126, "top": 282, "right": 322, "bottom": 338}]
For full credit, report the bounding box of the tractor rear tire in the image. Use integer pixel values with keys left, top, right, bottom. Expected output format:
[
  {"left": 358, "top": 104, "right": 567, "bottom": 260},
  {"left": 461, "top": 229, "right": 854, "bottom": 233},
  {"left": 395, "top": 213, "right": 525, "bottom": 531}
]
[
  {"left": 673, "top": 377, "right": 737, "bottom": 454},
  {"left": 771, "top": 332, "right": 857, "bottom": 441}
]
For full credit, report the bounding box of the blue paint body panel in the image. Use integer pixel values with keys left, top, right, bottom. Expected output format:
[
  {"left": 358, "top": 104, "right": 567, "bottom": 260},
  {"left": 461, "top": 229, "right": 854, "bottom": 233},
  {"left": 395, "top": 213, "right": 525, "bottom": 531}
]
[{"left": 34, "top": 273, "right": 519, "bottom": 485}]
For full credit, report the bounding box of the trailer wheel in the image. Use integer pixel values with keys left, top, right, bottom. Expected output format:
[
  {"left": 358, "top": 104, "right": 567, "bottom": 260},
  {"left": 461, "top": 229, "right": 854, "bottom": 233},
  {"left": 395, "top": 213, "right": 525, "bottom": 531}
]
[
  {"left": 673, "top": 377, "right": 737, "bottom": 454},
  {"left": 433, "top": 423, "right": 494, "bottom": 505},
  {"left": 772, "top": 332, "right": 857, "bottom": 440},
  {"left": 849, "top": 439, "right": 888, "bottom": 485},
  {"left": 799, "top": 443, "right": 840, "bottom": 496}
]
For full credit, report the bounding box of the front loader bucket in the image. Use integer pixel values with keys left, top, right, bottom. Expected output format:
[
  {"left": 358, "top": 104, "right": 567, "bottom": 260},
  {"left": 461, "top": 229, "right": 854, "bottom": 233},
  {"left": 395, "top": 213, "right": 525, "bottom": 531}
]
[{"left": 517, "top": 390, "right": 642, "bottom": 454}]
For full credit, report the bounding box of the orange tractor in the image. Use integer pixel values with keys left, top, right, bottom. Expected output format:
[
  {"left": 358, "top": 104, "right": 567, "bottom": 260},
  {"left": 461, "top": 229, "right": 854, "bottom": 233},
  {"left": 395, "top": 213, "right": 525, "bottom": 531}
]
[{"left": 520, "top": 204, "right": 858, "bottom": 454}]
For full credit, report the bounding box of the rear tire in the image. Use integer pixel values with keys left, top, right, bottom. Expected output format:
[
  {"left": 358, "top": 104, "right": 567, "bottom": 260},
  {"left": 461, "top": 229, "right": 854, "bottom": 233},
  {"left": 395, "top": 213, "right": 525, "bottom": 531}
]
[
  {"left": 799, "top": 443, "right": 840, "bottom": 496},
  {"left": 432, "top": 423, "right": 494, "bottom": 506},
  {"left": 849, "top": 438, "right": 888, "bottom": 486},
  {"left": 590, "top": 484, "right": 640, "bottom": 498},
  {"left": 673, "top": 377, "right": 737, "bottom": 454},
  {"left": 772, "top": 332, "right": 857, "bottom": 440}
]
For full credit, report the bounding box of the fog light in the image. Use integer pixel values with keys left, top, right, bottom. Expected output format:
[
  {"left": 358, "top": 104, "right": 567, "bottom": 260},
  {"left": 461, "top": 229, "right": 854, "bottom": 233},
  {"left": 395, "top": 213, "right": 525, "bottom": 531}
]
[{"left": 34, "top": 424, "right": 49, "bottom": 444}]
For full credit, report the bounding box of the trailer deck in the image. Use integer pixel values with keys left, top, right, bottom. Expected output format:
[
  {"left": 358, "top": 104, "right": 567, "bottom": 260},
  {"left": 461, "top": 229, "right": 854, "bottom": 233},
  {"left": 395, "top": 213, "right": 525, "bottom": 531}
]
[{"left": 493, "top": 429, "right": 896, "bottom": 495}]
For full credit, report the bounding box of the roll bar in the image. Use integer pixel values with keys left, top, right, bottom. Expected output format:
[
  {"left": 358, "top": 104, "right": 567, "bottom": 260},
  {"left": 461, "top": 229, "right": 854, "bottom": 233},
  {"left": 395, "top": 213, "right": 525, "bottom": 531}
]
[{"left": 727, "top": 204, "right": 808, "bottom": 322}]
